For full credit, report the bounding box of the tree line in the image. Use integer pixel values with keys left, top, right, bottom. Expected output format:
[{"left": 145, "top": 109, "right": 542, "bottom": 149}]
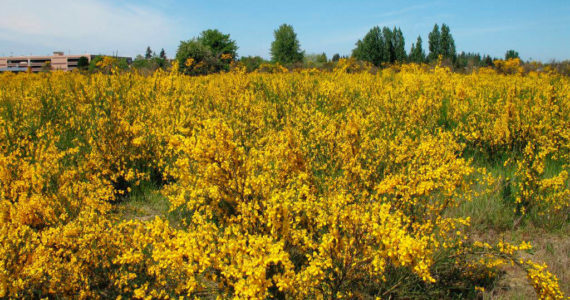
[{"left": 87, "top": 23, "right": 545, "bottom": 75}]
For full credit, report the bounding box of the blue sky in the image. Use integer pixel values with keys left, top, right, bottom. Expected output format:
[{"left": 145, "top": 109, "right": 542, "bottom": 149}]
[{"left": 1, "top": 0, "right": 569, "bottom": 61}]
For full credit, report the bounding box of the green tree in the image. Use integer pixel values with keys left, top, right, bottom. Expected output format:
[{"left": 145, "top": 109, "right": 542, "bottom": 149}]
[
  {"left": 455, "top": 52, "right": 485, "bottom": 71},
  {"left": 317, "top": 52, "right": 327, "bottom": 64},
  {"left": 159, "top": 48, "right": 167, "bottom": 59},
  {"left": 270, "top": 24, "right": 304, "bottom": 64},
  {"left": 303, "top": 53, "right": 328, "bottom": 67},
  {"left": 87, "top": 56, "right": 128, "bottom": 73},
  {"left": 428, "top": 24, "right": 441, "bottom": 61},
  {"left": 332, "top": 53, "right": 341, "bottom": 62},
  {"left": 175, "top": 39, "right": 218, "bottom": 75},
  {"left": 132, "top": 55, "right": 149, "bottom": 69},
  {"left": 132, "top": 54, "right": 167, "bottom": 72},
  {"left": 239, "top": 56, "right": 265, "bottom": 72},
  {"left": 392, "top": 27, "right": 406, "bottom": 63},
  {"left": 145, "top": 46, "right": 153, "bottom": 59},
  {"left": 440, "top": 24, "right": 456, "bottom": 60},
  {"left": 505, "top": 49, "right": 520, "bottom": 60},
  {"left": 196, "top": 29, "right": 237, "bottom": 71},
  {"left": 176, "top": 29, "right": 238, "bottom": 75},
  {"left": 352, "top": 26, "right": 384, "bottom": 66},
  {"left": 77, "top": 56, "right": 89, "bottom": 70},
  {"left": 353, "top": 26, "right": 407, "bottom": 65},
  {"left": 88, "top": 56, "right": 102, "bottom": 72},
  {"left": 382, "top": 27, "right": 394, "bottom": 63},
  {"left": 409, "top": 36, "right": 425, "bottom": 63},
  {"left": 483, "top": 55, "right": 494, "bottom": 66},
  {"left": 197, "top": 30, "right": 238, "bottom": 58}
]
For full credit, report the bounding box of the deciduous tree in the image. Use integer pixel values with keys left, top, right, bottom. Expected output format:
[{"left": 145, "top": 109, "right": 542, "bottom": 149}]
[{"left": 270, "top": 24, "right": 304, "bottom": 64}]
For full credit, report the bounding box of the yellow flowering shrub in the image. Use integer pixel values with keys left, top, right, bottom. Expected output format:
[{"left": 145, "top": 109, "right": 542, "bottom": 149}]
[{"left": 0, "top": 65, "right": 567, "bottom": 298}]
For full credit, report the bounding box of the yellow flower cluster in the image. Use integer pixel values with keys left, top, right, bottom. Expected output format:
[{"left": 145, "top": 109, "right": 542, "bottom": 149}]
[
  {"left": 0, "top": 63, "right": 567, "bottom": 298},
  {"left": 514, "top": 142, "right": 570, "bottom": 217}
]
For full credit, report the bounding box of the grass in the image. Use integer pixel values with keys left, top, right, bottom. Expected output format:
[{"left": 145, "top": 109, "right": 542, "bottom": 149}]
[
  {"left": 113, "top": 181, "right": 171, "bottom": 222},
  {"left": 446, "top": 154, "right": 569, "bottom": 298}
]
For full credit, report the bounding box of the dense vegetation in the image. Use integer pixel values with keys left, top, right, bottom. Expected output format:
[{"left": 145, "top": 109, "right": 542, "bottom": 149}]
[
  {"left": 0, "top": 61, "right": 567, "bottom": 298},
  {"left": 93, "top": 22, "right": 569, "bottom": 78}
]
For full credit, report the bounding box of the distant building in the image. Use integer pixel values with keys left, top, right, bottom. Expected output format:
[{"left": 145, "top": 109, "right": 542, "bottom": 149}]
[{"left": 0, "top": 52, "right": 131, "bottom": 72}]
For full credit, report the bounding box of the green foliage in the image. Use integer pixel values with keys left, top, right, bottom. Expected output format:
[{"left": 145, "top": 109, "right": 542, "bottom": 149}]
[
  {"left": 382, "top": 27, "right": 394, "bottom": 63},
  {"left": 483, "top": 55, "right": 494, "bottom": 66},
  {"left": 428, "top": 24, "right": 441, "bottom": 61},
  {"left": 176, "top": 39, "right": 218, "bottom": 75},
  {"left": 440, "top": 24, "right": 456, "bottom": 60},
  {"left": 88, "top": 56, "right": 103, "bottom": 72},
  {"left": 270, "top": 24, "right": 304, "bottom": 64},
  {"left": 353, "top": 26, "right": 384, "bottom": 66},
  {"left": 454, "top": 52, "right": 498, "bottom": 71},
  {"left": 132, "top": 54, "right": 168, "bottom": 73},
  {"left": 304, "top": 53, "right": 328, "bottom": 66},
  {"left": 176, "top": 29, "right": 237, "bottom": 75},
  {"left": 87, "top": 56, "right": 129, "bottom": 73},
  {"left": 454, "top": 52, "right": 482, "bottom": 71},
  {"left": 332, "top": 53, "right": 341, "bottom": 62},
  {"left": 392, "top": 27, "right": 407, "bottom": 62},
  {"left": 77, "top": 56, "right": 89, "bottom": 70},
  {"left": 428, "top": 23, "right": 456, "bottom": 62},
  {"left": 353, "top": 26, "right": 406, "bottom": 66},
  {"left": 238, "top": 56, "right": 266, "bottom": 72},
  {"left": 145, "top": 46, "right": 153, "bottom": 59},
  {"left": 197, "top": 29, "right": 238, "bottom": 65},
  {"left": 505, "top": 49, "right": 520, "bottom": 60},
  {"left": 159, "top": 48, "right": 166, "bottom": 59},
  {"left": 317, "top": 52, "right": 327, "bottom": 63},
  {"left": 409, "top": 36, "right": 426, "bottom": 63}
]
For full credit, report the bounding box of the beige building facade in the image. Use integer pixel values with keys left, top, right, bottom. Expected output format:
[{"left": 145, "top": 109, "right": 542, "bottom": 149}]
[{"left": 0, "top": 52, "right": 129, "bottom": 72}]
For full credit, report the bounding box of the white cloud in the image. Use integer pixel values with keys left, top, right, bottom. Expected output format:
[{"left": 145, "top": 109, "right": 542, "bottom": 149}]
[
  {"left": 378, "top": 1, "right": 443, "bottom": 18},
  {"left": 0, "top": 0, "right": 179, "bottom": 56}
]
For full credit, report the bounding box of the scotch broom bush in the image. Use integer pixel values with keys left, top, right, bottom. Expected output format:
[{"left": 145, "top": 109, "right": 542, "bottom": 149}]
[{"left": 0, "top": 62, "right": 567, "bottom": 298}]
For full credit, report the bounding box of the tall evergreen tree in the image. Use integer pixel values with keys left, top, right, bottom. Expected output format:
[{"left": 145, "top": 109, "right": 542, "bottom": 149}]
[
  {"left": 382, "top": 27, "right": 394, "bottom": 63},
  {"left": 352, "top": 25, "right": 408, "bottom": 65},
  {"left": 145, "top": 46, "right": 153, "bottom": 59},
  {"left": 332, "top": 53, "right": 341, "bottom": 62},
  {"left": 505, "top": 49, "right": 519, "bottom": 60},
  {"left": 428, "top": 24, "right": 441, "bottom": 61},
  {"left": 352, "top": 26, "right": 384, "bottom": 66},
  {"left": 392, "top": 27, "right": 406, "bottom": 62},
  {"left": 440, "top": 24, "right": 456, "bottom": 60},
  {"left": 159, "top": 48, "right": 166, "bottom": 59},
  {"left": 410, "top": 36, "right": 425, "bottom": 63},
  {"left": 483, "top": 55, "right": 494, "bottom": 66}
]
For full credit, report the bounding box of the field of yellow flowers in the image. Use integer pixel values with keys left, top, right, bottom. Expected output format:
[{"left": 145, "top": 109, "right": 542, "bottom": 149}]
[{"left": 0, "top": 61, "right": 568, "bottom": 299}]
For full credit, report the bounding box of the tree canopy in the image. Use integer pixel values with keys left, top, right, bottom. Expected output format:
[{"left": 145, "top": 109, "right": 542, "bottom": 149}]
[
  {"left": 145, "top": 46, "right": 153, "bottom": 59},
  {"left": 409, "top": 36, "right": 425, "bottom": 63},
  {"left": 505, "top": 49, "right": 520, "bottom": 60},
  {"left": 428, "top": 23, "right": 455, "bottom": 61},
  {"left": 176, "top": 29, "right": 238, "bottom": 75},
  {"left": 352, "top": 26, "right": 406, "bottom": 66},
  {"left": 197, "top": 29, "right": 238, "bottom": 60},
  {"left": 270, "top": 24, "right": 304, "bottom": 64}
]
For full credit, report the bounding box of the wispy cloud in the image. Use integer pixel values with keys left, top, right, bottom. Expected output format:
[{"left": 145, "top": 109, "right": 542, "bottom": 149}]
[
  {"left": 377, "top": 1, "right": 443, "bottom": 18},
  {"left": 0, "top": 0, "right": 180, "bottom": 56}
]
